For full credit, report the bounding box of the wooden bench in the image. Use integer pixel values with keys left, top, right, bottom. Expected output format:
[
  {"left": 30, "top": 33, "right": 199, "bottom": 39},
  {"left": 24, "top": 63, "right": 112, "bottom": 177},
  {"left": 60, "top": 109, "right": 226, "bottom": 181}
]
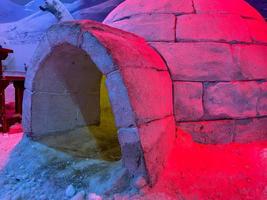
[{"left": 0, "top": 47, "right": 25, "bottom": 133}]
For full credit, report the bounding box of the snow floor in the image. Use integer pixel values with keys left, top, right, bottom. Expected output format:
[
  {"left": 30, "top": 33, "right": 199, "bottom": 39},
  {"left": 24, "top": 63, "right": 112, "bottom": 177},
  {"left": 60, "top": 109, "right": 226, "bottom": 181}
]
[
  {"left": 144, "top": 130, "right": 267, "bottom": 200},
  {"left": 0, "top": 132, "right": 134, "bottom": 200},
  {"left": 0, "top": 132, "right": 23, "bottom": 170},
  {"left": 0, "top": 129, "right": 266, "bottom": 200}
]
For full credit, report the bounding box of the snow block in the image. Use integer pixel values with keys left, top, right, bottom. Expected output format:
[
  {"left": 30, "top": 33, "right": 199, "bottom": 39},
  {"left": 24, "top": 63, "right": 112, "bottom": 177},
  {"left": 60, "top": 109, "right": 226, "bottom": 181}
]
[
  {"left": 81, "top": 31, "right": 118, "bottom": 75},
  {"left": 139, "top": 116, "right": 176, "bottom": 183},
  {"left": 46, "top": 22, "right": 82, "bottom": 47},
  {"left": 25, "top": 35, "right": 52, "bottom": 90},
  {"left": 233, "top": 45, "right": 267, "bottom": 80},
  {"left": 32, "top": 44, "right": 102, "bottom": 94},
  {"left": 178, "top": 120, "right": 235, "bottom": 144},
  {"left": 104, "top": 0, "right": 194, "bottom": 23},
  {"left": 22, "top": 89, "right": 33, "bottom": 134},
  {"left": 178, "top": 116, "right": 267, "bottom": 144},
  {"left": 91, "top": 29, "right": 167, "bottom": 71},
  {"left": 176, "top": 14, "right": 251, "bottom": 43},
  {"left": 193, "top": 0, "right": 265, "bottom": 21},
  {"left": 204, "top": 81, "right": 260, "bottom": 119},
  {"left": 235, "top": 117, "right": 267, "bottom": 143},
  {"left": 174, "top": 82, "right": 204, "bottom": 121},
  {"left": 151, "top": 42, "right": 240, "bottom": 81},
  {"left": 105, "top": 71, "right": 136, "bottom": 128},
  {"left": 258, "top": 82, "right": 267, "bottom": 116},
  {"left": 118, "top": 127, "right": 146, "bottom": 176},
  {"left": 120, "top": 67, "right": 173, "bottom": 125},
  {"left": 31, "top": 93, "right": 77, "bottom": 135},
  {"left": 109, "top": 14, "right": 176, "bottom": 42}
]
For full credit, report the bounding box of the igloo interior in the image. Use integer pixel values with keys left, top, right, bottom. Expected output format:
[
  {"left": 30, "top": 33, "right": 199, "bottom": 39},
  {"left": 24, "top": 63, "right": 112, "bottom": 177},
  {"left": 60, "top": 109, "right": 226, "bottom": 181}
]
[{"left": 0, "top": 0, "right": 266, "bottom": 200}]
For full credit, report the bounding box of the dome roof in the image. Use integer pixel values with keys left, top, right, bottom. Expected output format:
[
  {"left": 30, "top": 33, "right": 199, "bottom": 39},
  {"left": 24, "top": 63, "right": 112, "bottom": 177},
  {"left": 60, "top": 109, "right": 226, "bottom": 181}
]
[
  {"left": 104, "top": 0, "right": 267, "bottom": 144},
  {"left": 104, "top": 0, "right": 266, "bottom": 43},
  {"left": 105, "top": 0, "right": 264, "bottom": 22}
]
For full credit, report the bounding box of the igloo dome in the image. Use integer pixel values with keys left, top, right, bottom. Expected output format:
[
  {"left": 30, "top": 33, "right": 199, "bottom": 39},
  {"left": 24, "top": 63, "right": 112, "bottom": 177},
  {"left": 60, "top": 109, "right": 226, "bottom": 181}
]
[{"left": 104, "top": 0, "right": 267, "bottom": 144}]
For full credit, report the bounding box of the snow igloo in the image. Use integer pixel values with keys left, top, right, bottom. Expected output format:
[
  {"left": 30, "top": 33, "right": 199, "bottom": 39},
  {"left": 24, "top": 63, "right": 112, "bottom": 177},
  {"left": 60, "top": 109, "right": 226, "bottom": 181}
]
[
  {"left": 23, "top": 0, "right": 267, "bottom": 185},
  {"left": 104, "top": 0, "right": 267, "bottom": 144}
]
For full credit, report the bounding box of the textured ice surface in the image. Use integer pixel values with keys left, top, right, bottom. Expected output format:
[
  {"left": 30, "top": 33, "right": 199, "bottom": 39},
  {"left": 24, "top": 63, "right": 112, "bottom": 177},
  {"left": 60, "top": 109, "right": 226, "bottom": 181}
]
[{"left": 0, "top": 136, "right": 132, "bottom": 199}]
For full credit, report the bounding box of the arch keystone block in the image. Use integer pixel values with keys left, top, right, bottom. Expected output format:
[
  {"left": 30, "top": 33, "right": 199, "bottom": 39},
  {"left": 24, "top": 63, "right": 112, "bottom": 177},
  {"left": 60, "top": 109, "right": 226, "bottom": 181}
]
[
  {"left": 81, "top": 31, "right": 118, "bottom": 75},
  {"left": 46, "top": 22, "right": 83, "bottom": 47}
]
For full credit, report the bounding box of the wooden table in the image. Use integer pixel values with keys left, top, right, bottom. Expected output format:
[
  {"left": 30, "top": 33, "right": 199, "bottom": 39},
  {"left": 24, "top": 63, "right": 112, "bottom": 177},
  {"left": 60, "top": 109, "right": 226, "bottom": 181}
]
[{"left": 0, "top": 47, "right": 25, "bottom": 133}]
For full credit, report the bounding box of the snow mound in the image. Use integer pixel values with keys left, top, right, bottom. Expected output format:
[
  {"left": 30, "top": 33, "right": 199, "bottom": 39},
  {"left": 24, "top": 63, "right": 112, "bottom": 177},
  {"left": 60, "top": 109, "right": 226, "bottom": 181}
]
[{"left": 0, "top": 136, "right": 133, "bottom": 199}]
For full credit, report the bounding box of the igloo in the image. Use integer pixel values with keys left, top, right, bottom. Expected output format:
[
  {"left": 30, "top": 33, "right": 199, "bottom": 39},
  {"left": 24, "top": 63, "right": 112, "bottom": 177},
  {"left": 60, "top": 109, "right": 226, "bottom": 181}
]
[
  {"left": 104, "top": 0, "right": 267, "bottom": 144},
  {"left": 22, "top": 0, "right": 267, "bottom": 187}
]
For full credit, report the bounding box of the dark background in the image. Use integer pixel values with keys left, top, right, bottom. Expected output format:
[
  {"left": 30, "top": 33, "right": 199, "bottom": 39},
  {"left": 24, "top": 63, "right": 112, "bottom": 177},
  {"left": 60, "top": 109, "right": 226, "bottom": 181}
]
[
  {"left": 11, "top": 0, "right": 75, "bottom": 4},
  {"left": 246, "top": 0, "right": 267, "bottom": 19},
  {"left": 8, "top": 0, "right": 267, "bottom": 20}
]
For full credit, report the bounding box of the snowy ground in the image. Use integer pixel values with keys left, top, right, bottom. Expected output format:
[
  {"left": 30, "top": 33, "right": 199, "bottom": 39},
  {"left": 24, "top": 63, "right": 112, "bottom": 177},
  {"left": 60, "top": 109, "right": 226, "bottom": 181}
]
[
  {"left": 0, "top": 132, "right": 22, "bottom": 170},
  {"left": 0, "top": 132, "right": 137, "bottom": 200},
  {"left": 0, "top": 128, "right": 266, "bottom": 200},
  {"left": 146, "top": 131, "right": 267, "bottom": 200}
]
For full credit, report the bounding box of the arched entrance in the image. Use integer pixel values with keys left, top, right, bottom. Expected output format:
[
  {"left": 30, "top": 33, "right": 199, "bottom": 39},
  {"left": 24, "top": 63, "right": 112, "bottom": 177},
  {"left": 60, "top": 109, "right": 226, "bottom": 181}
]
[{"left": 22, "top": 20, "right": 176, "bottom": 184}]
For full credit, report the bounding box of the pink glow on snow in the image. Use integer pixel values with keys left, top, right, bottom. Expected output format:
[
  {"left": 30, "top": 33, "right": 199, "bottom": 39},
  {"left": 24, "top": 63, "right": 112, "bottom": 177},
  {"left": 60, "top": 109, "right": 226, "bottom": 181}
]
[
  {"left": 0, "top": 85, "right": 23, "bottom": 170},
  {"left": 0, "top": 132, "right": 23, "bottom": 170},
  {"left": 146, "top": 129, "right": 267, "bottom": 200}
]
